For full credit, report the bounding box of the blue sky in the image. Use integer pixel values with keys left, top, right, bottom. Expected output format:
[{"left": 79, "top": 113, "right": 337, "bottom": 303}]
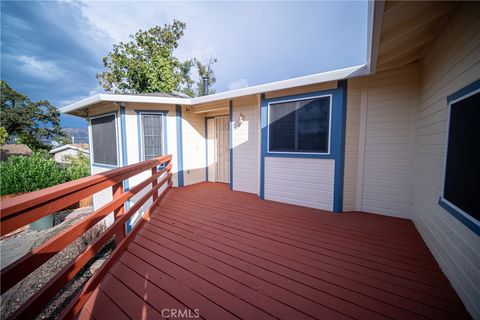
[{"left": 1, "top": 1, "right": 368, "bottom": 128}]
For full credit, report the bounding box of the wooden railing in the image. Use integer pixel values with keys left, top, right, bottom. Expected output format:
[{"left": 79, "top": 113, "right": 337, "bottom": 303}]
[{"left": 0, "top": 155, "right": 173, "bottom": 319}]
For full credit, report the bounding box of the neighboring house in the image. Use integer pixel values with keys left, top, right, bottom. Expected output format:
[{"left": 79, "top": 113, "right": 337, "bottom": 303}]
[
  {"left": 61, "top": 1, "right": 480, "bottom": 317},
  {"left": 0, "top": 144, "right": 32, "bottom": 161},
  {"left": 49, "top": 144, "right": 89, "bottom": 163}
]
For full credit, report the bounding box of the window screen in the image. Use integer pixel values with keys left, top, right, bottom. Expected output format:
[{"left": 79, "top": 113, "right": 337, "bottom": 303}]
[
  {"left": 141, "top": 113, "right": 163, "bottom": 160},
  {"left": 443, "top": 91, "right": 480, "bottom": 219},
  {"left": 269, "top": 97, "right": 330, "bottom": 153},
  {"left": 91, "top": 114, "right": 118, "bottom": 166}
]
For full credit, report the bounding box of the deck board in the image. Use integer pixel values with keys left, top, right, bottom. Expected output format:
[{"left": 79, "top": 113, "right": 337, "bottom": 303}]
[{"left": 82, "top": 182, "right": 470, "bottom": 320}]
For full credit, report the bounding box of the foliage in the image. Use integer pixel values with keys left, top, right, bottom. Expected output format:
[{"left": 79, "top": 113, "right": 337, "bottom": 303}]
[
  {"left": 96, "top": 20, "right": 217, "bottom": 97},
  {"left": 0, "top": 152, "right": 90, "bottom": 196},
  {"left": 0, "top": 81, "right": 67, "bottom": 150},
  {"left": 0, "top": 127, "right": 7, "bottom": 146}
]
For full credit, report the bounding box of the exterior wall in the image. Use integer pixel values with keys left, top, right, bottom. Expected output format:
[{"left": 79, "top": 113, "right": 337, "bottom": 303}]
[
  {"left": 264, "top": 158, "right": 334, "bottom": 210},
  {"left": 181, "top": 107, "right": 206, "bottom": 185},
  {"left": 359, "top": 65, "right": 418, "bottom": 218},
  {"left": 412, "top": 3, "right": 480, "bottom": 317},
  {"left": 232, "top": 95, "right": 260, "bottom": 194},
  {"left": 344, "top": 66, "right": 418, "bottom": 218},
  {"left": 343, "top": 79, "right": 362, "bottom": 211}
]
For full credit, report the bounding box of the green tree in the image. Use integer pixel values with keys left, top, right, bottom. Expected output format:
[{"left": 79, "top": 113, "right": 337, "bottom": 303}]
[
  {"left": 0, "top": 81, "right": 66, "bottom": 150},
  {"left": 0, "top": 127, "right": 7, "bottom": 146},
  {"left": 97, "top": 20, "right": 216, "bottom": 97}
]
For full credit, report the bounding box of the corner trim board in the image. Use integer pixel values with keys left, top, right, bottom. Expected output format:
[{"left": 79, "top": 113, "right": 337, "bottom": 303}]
[
  {"left": 229, "top": 100, "right": 233, "bottom": 190},
  {"left": 176, "top": 105, "right": 184, "bottom": 187}
]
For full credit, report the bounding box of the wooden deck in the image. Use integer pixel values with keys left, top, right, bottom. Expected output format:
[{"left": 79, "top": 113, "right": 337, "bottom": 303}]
[{"left": 78, "top": 183, "right": 469, "bottom": 320}]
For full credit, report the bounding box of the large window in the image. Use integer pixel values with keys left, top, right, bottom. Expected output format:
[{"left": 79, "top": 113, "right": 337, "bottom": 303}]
[
  {"left": 140, "top": 113, "right": 164, "bottom": 160},
  {"left": 91, "top": 114, "right": 118, "bottom": 166},
  {"left": 268, "top": 96, "right": 331, "bottom": 153},
  {"left": 441, "top": 89, "right": 480, "bottom": 224}
]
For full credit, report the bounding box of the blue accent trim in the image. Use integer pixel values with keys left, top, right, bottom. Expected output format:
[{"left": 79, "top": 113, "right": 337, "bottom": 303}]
[
  {"left": 259, "top": 83, "right": 347, "bottom": 212},
  {"left": 439, "top": 198, "right": 480, "bottom": 236},
  {"left": 333, "top": 80, "right": 347, "bottom": 213},
  {"left": 120, "top": 106, "right": 128, "bottom": 166},
  {"left": 229, "top": 100, "right": 233, "bottom": 190},
  {"left": 260, "top": 94, "right": 267, "bottom": 199},
  {"left": 447, "top": 78, "right": 480, "bottom": 103},
  {"left": 176, "top": 105, "right": 184, "bottom": 187}
]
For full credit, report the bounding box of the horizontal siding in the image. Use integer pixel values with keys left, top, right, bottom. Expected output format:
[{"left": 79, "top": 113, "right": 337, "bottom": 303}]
[
  {"left": 232, "top": 96, "right": 259, "bottom": 194},
  {"left": 360, "top": 65, "right": 418, "bottom": 219},
  {"left": 182, "top": 108, "right": 206, "bottom": 186},
  {"left": 412, "top": 3, "right": 480, "bottom": 318},
  {"left": 264, "top": 157, "right": 334, "bottom": 210},
  {"left": 343, "top": 79, "right": 362, "bottom": 211}
]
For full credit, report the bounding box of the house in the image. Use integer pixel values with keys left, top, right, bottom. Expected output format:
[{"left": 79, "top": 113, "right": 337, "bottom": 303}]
[
  {"left": 60, "top": 1, "right": 480, "bottom": 316},
  {"left": 0, "top": 144, "right": 32, "bottom": 161},
  {"left": 49, "top": 143, "right": 89, "bottom": 163}
]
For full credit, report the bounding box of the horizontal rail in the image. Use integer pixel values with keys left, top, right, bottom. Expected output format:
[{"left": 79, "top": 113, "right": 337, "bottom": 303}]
[
  {"left": 1, "top": 162, "right": 172, "bottom": 294},
  {"left": 0, "top": 155, "right": 172, "bottom": 235},
  {"left": 0, "top": 155, "right": 173, "bottom": 320}
]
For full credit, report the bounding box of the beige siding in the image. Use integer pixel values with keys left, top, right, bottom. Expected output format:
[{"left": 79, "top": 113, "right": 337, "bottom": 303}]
[
  {"left": 359, "top": 65, "right": 418, "bottom": 218},
  {"left": 232, "top": 96, "right": 260, "bottom": 194},
  {"left": 343, "top": 79, "right": 362, "bottom": 211},
  {"left": 182, "top": 107, "right": 206, "bottom": 185},
  {"left": 412, "top": 4, "right": 480, "bottom": 318},
  {"left": 264, "top": 158, "right": 334, "bottom": 210},
  {"left": 206, "top": 118, "right": 215, "bottom": 182}
]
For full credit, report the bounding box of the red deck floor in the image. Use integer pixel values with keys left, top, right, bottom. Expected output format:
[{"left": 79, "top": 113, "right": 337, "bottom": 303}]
[{"left": 78, "top": 183, "right": 469, "bottom": 320}]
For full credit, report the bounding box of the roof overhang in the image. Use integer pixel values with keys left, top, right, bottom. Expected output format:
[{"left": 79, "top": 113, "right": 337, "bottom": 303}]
[
  {"left": 60, "top": 1, "right": 384, "bottom": 116},
  {"left": 50, "top": 145, "right": 89, "bottom": 154}
]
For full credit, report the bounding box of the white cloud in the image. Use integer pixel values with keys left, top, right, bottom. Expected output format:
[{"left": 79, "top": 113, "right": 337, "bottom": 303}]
[
  {"left": 228, "top": 78, "right": 249, "bottom": 90},
  {"left": 16, "top": 55, "right": 64, "bottom": 81}
]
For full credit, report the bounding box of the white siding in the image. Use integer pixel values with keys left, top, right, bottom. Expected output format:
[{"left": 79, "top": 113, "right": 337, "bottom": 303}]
[
  {"left": 343, "top": 79, "right": 363, "bottom": 211},
  {"left": 264, "top": 157, "right": 334, "bottom": 210},
  {"left": 182, "top": 107, "right": 206, "bottom": 185},
  {"left": 358, "top": 65, "right": 418, "bottom": 218},
  {"left": 412, "top": 4, "right": 480, "bottom": 318},
  {"left": 232, "top": 96, "right": 260, "bottom": 194},
  {"left": 53, "top": 148, "right": 87, "bottom": 163}
]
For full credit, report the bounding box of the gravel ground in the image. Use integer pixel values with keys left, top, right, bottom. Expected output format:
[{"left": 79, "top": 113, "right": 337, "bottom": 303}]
[{"left": 0, "top": 207, "right": 114, "bottom": 320}]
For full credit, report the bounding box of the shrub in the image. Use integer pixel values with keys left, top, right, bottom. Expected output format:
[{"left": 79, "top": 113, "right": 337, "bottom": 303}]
[{"left": 0, "top": 152, "right": 90, "bottom": 196}]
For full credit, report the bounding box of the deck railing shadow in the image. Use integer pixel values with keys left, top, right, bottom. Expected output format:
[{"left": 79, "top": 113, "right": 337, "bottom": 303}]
[{"left": 0, "top": 155, "right": 173, "bottom": 320}]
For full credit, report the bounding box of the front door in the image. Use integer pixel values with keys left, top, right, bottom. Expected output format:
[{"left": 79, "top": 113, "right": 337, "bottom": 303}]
[{"left": 215, "top": 116, "right": 230, "bottom": 183}]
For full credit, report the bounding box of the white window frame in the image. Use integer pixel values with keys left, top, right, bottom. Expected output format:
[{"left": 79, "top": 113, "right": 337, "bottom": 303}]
[
  {"left": 440, "top": 87, "right": 480, "bottom": 228},
  {"left": 138, "top": 111, "right": 167, "bottom": 162},
  {"left": 267, "top": 94, "right": 333, "bottom": 155},
  {"left": 88, "top": 112, "right": 120, "bottom": 167}
]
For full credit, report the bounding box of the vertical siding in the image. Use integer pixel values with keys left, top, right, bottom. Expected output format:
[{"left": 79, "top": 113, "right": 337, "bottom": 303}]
[
  {"left": 232, "top": 96, "right": 260, "bottom": 194},
  {"left": 343, "top": 79, "right": 362, "bottom": 211},
  {"left": 413, "top": 4, "right": 480, "bottom": 318},
  {"left": 182, "top": 108, "right": 206, "bottom": 185},
  {"left": 264, "top": 158, "right": 335, "bottom": 210},
  {"left": 360, "top": 65, "right": 418, "bottom": 218},
  {"left": 206, "top": 118, "right": 215, "bottom": 182}
]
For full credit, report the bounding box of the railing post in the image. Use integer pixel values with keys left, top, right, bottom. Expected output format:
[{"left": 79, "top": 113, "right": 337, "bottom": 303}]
[
  {"left": 112, "top": 182, "right": 126, "bottom": 245},
  {"left": 151, "top": 166, "right": 158, "bottom": 203}
]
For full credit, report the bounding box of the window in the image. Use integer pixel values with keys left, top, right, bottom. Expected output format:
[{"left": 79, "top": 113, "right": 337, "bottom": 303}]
[
  {"left": 441, "top": 88, "right": 480, "bottom": 225},
  {"left": 91, "top": 114, "right": 118, "bottom": 166},
  {"left": 268, "top": 96, "right": 330, "bottom": 153},
  {"left": 140, "top": 113, "right": 164, "bottom": 160}
]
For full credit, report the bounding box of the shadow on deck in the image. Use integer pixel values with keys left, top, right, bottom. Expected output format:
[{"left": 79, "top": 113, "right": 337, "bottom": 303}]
[{"left": 78, "top": 182, "right": 469, "bottom": 320}]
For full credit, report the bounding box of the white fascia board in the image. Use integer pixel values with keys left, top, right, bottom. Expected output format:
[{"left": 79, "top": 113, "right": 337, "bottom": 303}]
[
  {"left": 190, "top": 64, "right": 368, "bottom": 105},
  {"left": 59, "top": 94, "right": 191, "bottom": 114}
]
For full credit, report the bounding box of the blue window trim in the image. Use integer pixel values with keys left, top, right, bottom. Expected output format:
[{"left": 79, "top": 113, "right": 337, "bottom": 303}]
[
  {"left": 229, "top": 100, "right": 233, "bottom": 190},
  {"left": 134, "top": 109, "right": 169, "bottom": 162},
  {"left": 176, "top": 105, "right": 184, "bottom": 187},
  {"left": 260, "top": 80, "right": 347, "bottom": 212},
  {"left": 439, "top": 78, "right": 480, "bottom": 236}
]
